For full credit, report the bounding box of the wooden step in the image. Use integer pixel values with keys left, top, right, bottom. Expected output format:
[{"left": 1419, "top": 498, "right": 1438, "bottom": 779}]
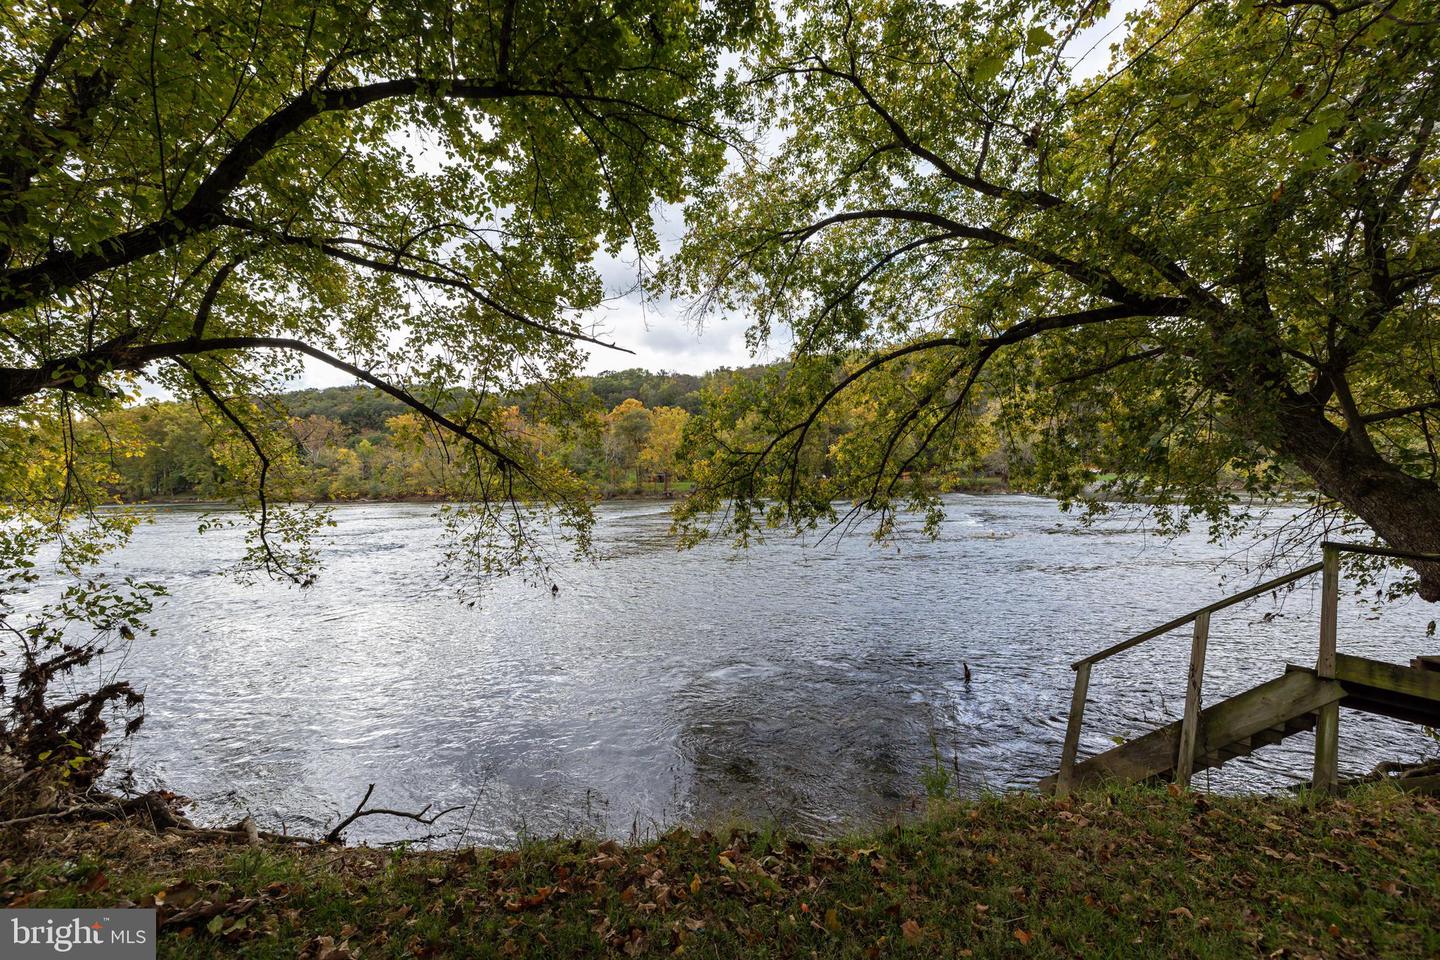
[
  {"left": 1038, "top": 671, "right": 1345, "bottom": 794},
  {"left": 1250, "top": 724, "right": 1289, "bottom": 748},
  {"left": 1289, "top": 655, "right": 1440, "bottom": 727}
]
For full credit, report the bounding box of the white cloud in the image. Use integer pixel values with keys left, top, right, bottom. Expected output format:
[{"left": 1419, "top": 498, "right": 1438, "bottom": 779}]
[{"left": 578, "top": 290, "right": 766, "bottom": 377}]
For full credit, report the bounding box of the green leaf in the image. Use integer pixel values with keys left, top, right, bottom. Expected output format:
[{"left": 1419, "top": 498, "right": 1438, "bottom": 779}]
[
  {"left": 1025, "top": 26, "right": 1054, "bottom": 57},
  {"left": 971, "top": 55, "right": 1006, "bottom": 84},
  {"left": 1290, "top": 122, "right": 1332, "bottom": 154}
]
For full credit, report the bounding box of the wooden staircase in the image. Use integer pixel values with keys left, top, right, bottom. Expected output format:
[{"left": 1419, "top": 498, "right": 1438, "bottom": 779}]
[
  {"left": 1037, "top": 671, "right": 1339, "bottom": 792},
  {"left": 1041, "top": 542, "right": 1440, "bottom": 796}
]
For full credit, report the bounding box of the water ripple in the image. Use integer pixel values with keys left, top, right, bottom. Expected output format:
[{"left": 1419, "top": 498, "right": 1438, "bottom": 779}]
[{"left": 21, "top": 495, "right": 1437, "bottom": 844}]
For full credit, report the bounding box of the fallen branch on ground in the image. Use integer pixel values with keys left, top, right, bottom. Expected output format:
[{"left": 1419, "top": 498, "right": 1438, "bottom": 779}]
[
  {"left": 0, "top": 791, "right": 194, "bottom": 832},
  {"left": 324, "top": 783, "right": 465, "bottom": 843},
  {"left": 2, "top": 783, "right": 461, "bottom": 846}
]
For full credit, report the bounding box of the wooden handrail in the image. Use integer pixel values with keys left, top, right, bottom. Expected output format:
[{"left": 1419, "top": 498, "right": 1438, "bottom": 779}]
[
  {"left": 1320, "top": 541, "right": 1440, "bottom": 563},
  {"left": 1054, "top": 541, "right": 1433, "bottom": 797},
  {"left": 1071, "top": 561, "right": 1324, "bottom": 669}
]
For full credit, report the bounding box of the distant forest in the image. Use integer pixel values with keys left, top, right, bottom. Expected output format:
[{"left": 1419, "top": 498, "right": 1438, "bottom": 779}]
[{"left": 99, "top": 365, "right": 1008, "bottom": 503}]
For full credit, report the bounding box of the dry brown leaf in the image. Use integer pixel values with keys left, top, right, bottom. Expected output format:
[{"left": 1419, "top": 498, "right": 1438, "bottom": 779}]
[{"left": 300, "top": 935, "right": 355, "bottom": 960}]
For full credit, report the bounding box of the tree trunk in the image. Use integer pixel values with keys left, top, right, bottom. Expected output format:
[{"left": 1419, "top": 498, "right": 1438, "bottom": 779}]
[{"left": 1273, "top": 398, "right": 1440, "bottom": 601}]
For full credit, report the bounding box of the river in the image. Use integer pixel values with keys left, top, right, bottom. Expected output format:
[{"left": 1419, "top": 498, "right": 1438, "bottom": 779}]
[{"left": 23, "top": 495, "right": 1440, "bottom": 844}]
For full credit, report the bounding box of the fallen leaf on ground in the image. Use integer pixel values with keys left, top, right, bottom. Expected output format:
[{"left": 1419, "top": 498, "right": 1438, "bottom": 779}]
[{"left": 300, "top": 935, "right": 355, "bottom": 960}]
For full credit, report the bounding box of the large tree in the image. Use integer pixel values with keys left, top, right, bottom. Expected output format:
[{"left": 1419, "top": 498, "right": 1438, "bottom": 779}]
[
  {"left": 673, "top": 0, "right": 1440, "bottom": 596},
  {"left": 0, "top": 0, "right": 760, "bottom": 781},
  {"left": 0, "top": 0, "right": 757, "bottom": 581}
]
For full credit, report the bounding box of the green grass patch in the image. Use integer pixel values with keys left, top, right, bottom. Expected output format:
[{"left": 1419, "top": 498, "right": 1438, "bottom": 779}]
[{"left": 5, "top": 785, "right": 1438, "bottom": 957}]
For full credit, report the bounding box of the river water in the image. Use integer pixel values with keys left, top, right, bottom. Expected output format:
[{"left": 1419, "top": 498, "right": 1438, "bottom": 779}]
[{"left": 24, "top": 496, "right": 1440, "bottom": 844}]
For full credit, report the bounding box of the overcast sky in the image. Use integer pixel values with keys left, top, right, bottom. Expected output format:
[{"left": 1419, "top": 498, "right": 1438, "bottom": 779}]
[{"left": 297, "top": 1, "right": 1139, "bottom": 390}]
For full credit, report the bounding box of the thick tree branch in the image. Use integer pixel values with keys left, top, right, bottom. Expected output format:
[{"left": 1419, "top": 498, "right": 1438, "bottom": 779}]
[
  {"left": 1362, "top": 401, "right": 1440, "bottom": 424},
  {"left": 191, "top": 256, "right": 246, "bottom": 340},
  {"left": 0, "top": 76, "right": 711, "bottom": 314},
  {"left": 749, "top": 298, "right": 1188, "bottom": 488},
  {"left": 783, "top": 208, "right": 1155, "bottom": 306}
]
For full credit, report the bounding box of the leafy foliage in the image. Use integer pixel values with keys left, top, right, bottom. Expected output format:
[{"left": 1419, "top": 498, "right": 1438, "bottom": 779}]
[
  {"left": 0, "top": 520, "right": 163, "bottom": 799},
  {"left": 672, "top": 0, "right": 1440, "bottom": 595},
  {"left": 0, "top": 0, "right": 762, "bottom": 583}
]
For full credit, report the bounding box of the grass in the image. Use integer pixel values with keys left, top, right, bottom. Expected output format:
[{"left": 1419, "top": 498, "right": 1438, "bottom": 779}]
[{"left": 4, "top": 784, "right": 1439, "bottom": 958}]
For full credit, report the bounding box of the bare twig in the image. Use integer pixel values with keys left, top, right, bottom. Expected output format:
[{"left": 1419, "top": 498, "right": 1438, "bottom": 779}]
[{"left": 324, "top": 783, "right": 464, "bottom": 844}]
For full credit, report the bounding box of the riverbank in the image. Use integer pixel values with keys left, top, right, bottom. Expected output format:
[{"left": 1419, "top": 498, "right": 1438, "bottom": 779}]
[
  {"left": 111, "top": 487, "right": 695, "bottom": 508},
  {"left": 6, "top": 785, "right": 1438, "bottom": 958},
  {"left": 110, "top": 476, "right": 1011, "bottom": 508}
]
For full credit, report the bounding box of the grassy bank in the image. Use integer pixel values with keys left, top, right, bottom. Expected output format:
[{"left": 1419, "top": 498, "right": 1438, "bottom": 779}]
[{"left": 5, "top": 785, "right": 1438, "bottom": 958}]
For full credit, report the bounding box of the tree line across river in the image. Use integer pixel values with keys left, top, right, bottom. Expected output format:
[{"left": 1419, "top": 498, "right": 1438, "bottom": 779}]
[{"left": 107, "top": 365, "right": 1014, "bottom": 503}]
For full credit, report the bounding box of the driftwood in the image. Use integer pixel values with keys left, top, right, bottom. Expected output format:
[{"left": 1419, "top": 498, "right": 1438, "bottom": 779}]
[
  {"left": 1, "top": 784, "right": 460, "bottom": 847},
  {"left": 323, "top": 783, "right": 464, "bottom": 843},
  {"left": 0, "top": 790, "right": 194, "bottom": 831},
  {"left": 1330, "top": 759, "right": 1440, "bottom": 796}
]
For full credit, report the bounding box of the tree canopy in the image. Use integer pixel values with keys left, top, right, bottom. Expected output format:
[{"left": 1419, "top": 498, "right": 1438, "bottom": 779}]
[
  {"left": 0, "top": 0, "right": 758, "bottom": 582},
  {"left": 672, "top": 0, "right": 1440, "bottom": 597},
  {"left": 6, "top": 0, "right": 1440, "bottom": 600}
]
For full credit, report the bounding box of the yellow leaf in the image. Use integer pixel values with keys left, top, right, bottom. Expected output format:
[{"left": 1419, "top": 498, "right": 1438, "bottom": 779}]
[{"left": 1014, "top": 928, "right": 1033, "bottom": 946}]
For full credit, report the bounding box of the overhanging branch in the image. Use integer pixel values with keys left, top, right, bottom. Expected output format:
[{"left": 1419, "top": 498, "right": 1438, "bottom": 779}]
[
  {"left": 0, "top": 75, "right": 716, "bottom": 314},
  {"left": 744, "top": 298, "right": 1188, "bottom": 490},
  {"left": 215, "top": 215, "right": 633, "bottom": 354}
]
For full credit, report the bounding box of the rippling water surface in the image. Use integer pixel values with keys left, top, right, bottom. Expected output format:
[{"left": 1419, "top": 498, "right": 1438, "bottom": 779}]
[{"left": 30, "top": 496, "right": 1440, "bottom": 843}]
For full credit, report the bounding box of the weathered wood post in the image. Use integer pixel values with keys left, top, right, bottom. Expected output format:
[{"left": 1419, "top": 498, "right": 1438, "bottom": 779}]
[
  {"left": 1175, "top": 611, "right": 1210, "bottom": 788},
  {"left": 1312, "top": 544, "right": 1340, "bottom": 793},
  {"left": 1055, "top": 661, "right": 1091, "bottom": 797}
]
